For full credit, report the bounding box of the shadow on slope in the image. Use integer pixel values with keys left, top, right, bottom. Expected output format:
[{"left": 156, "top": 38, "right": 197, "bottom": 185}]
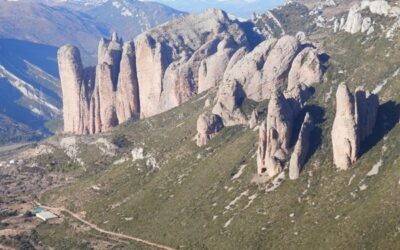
[
  {"left": 290, "top": 103, "right": 325, "bottom": 172},
  {"left": 0, "top": 78, "right": 47, "bottom": 131},
  {"left": 360, "top": 100, "right": 400, "bottom": 156},
  {"left": 0, "top": 38, "right": 61, "bottom": 104}
]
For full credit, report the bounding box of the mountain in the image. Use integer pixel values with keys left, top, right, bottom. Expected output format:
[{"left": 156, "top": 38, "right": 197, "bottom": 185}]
[
  {"left": 1, "top": 0, "right": 400, "bottom": 249},
  {"left": 0, "top": 0, "right": 186, "bottom": 62},
  {"left": 0, "top": 38, "right": 61, "bottom": 144},
  {"left": 0, "top": 0, "right": 185, "bottom": 145},
  {"left": 149, "top": 0, "right": 284, "bottom": 18}
]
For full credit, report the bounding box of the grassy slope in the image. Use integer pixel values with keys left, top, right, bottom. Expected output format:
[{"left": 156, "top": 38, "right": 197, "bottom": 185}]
[{"left": 38, "top": 21, "right": 400, "bottom": 249}]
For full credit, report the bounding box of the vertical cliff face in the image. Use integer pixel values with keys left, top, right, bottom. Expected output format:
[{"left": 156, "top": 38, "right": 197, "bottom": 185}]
[
  {"left": 289, "top": 113, "right": 314, "bottom": 180},
  {"left": 134, "top": 9, "right": 257, "bottom": 118},
  {"left": 58, "top": 45, "right": 90, "bottom": 134},
  {"left": 257, "top": 93, "right": 295, "bottom": 176},
  {"left": 355, "top": 87, "right": 379, "bottom": 142},
  {"left": 331, "top": 84, "right": 359, "bottom": 170},
  {"left": 94, "top": 33, "right": 123, "bottom": 132},
  {"left": 59, "top": 10, "right": 265, "bottom": 134},
  {"left": 58, "top": 33, "right": 140, "bottom": 134},
  {"left": 331, "top": 84, "right": 379, "bottom": 170},
  {"left": 116, "top": 41, "right": 140, "bottom": 124}
]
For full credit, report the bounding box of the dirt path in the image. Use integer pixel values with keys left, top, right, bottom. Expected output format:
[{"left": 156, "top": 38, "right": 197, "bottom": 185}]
[{"left": 34, "top": 202, "right": 175, "bottom": 250}]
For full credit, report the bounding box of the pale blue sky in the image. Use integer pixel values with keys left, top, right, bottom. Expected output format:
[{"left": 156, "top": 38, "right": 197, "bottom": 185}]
[{"left": 147, "top": 0, "right": 285, "bottom": 18}]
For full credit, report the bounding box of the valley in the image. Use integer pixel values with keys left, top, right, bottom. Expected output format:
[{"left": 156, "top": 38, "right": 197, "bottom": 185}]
[{"left": 0, "top": 0, "right": 400, "bottom": 249}]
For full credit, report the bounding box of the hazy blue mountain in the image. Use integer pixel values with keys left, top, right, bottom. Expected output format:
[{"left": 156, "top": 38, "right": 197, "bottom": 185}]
[
  {"left": 145, "top": 0, "right": 284, "bottom": 18},
  {"left": 0, "top": 0, "right": 185, "bottom": 144},
  {"left": 0, "top": 39, "right": 60, "bottom": 144}
]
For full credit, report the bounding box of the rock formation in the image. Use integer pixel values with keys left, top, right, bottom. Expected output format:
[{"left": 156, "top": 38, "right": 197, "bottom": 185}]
[
  {"left": 58, "top": 33, "right": 140, "bottom": 134},
  {"left": 58, "top": 45, "right": 94, "bottom": 134},
  {"left": 340, "top": 1, "right": 399, "bottom": 34},
  {"left": 257, "top": 93, "right": 295, "bottom": 176},
  {"left": 287, "top": 47, "right": 323, "bottom": 90},
  {"left": 212, "top": 34, "right": 323, "bottom": 126},
  {"left": 116, "top": 41, "right": 140, "bottom": 124},
  {"left": 331, "top": 84, "right": 359, "bottom": 170},
  {"left": 134, "top": 9, "right": 257, "bottom": 118},
  {"left": 289, "top": 113, "right": 314, "bottom": 180},
  {"left": 248, "top": 110, "right": 259, "bottom": 129},
  {"left": 331, "top": 84, "right": 379, "bottom": 170},
  {"left": 60, "top": 10, "right": 265, "bottom": 134},
  {"left": 196, "top": 113, "right": 224, "bottom": 147},
  {"left": 212, "top": 80, "right": 247, "bottom": 126}
]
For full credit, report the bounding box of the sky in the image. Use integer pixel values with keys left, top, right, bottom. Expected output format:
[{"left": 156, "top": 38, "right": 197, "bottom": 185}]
[{"left": 149, "top": 0, "right": 285, "bottom": 18}]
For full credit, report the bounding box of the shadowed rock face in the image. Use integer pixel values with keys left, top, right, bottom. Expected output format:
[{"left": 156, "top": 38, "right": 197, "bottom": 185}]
[
  {"left": 58, "top": 34, "right": 140, "bottom": 134},
  {"left": 212, "top": 34, "right": 323, "bottom": 126},
  {"left": 196, "top": 113, "right": 224, "bottom": 147},
  {"left": 116, "top": 41, "right": 140, "bottom": 124},
  {"left": 289, "top": 112, "right": 314, "bottom": 180},
  {"left": 257, "top": 93, "right": 295, "bottom": 176},
  {"left": 355, "top": 87, "right": 379, "bottom": 142},
  {"left": 331, "top": 84, "right": 379, "bottom": 170}
]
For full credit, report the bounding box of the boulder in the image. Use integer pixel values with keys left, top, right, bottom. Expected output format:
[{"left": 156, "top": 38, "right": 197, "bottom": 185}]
[
  {"left": 344, "top": 6, "right": 363, "bottom": 34},
  {"left": 361, "top": 17, "right": 372, "bottom": 33},
  {"left": 212, "top": 80, "right": 247, "bottom": 126},
  {"left": 196, "top": 113, "right": 224, "bottom": 146},
  {"left": 287, "top": 47, "right": 323, "bottom": 90}
]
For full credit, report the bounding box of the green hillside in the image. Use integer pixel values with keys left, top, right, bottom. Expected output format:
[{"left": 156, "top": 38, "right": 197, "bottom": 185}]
[{"left": 30, "top": 6, "right": 400, "bottom": 250}]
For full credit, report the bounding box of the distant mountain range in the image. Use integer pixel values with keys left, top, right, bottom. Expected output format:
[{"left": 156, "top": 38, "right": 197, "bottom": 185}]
[
  {"left": 0, "top": 0, "right": 185, "bottom": 145},
  {"left": 146, "top": 0, "right": 283, "bottom": 17}
]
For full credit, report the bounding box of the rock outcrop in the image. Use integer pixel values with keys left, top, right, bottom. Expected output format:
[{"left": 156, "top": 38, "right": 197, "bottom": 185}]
[
  {"left": 212, "top": 34, "right": 323, "bottom": 126},
  {"left": 331, "top": 84, "right": 359, "bottom": 170},
  {"left": 248, "top": 110, "right": 259, "bottom": 129},
  {"left": 60, "top": 10, "right": 265, "bottom": 134},
  {"left": 331, "top": 84, "right": 379, "bottom": 170},
  {"left": 339, "top": 1, "right": 399, "bottom": 34},
  {"left": 135, "top": 9, "right": 257, "bottom": 118},
  {"left": 196, "top": 113, "right": 224, "bottom": 146},
  {"left": 116, "top": 41, "right": 140, "bottom": 124},
  {"left": 289, "top": 113, "right": 314, "bottom": 180},
  {"left": 212, "top": 80, "right": 247, "bottom": 126},
  {"left": 58, "top": 33, "right": 140, "bottom": 134},
  {"left": 58, "top": 45, "right": 94, "bottom": 134},
  {"left": 257, "top": 93, "right": 295, "bottom": 176},
  {"left": 287, "top": 47, "right": 323, "bottom": 90}
]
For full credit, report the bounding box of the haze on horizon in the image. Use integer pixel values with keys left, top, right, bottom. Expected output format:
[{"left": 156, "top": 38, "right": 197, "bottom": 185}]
[{"left": 143, "top": 0, "right": 285, "bottom": 18}]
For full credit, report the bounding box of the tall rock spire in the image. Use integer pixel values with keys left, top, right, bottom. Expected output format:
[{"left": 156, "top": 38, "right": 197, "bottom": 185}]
[{"left": 58, "top": 33, "right": 140, "bottom": 135}]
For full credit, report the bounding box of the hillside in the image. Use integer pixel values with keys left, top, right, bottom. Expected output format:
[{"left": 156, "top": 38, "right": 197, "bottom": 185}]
[
  {"left": 0, "top": 39, "right": 61, "bottom": 144},
  {"left": 0, "top": 0, "right": 185, "bottom": 145},
  {"left": 1, "top": 0, "right": 400, "bottom": 249}
]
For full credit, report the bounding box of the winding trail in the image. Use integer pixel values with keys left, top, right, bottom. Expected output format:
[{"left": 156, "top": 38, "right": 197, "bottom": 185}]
[{"left": 34, "top": 201, "right": 175, "bottom": 250}]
